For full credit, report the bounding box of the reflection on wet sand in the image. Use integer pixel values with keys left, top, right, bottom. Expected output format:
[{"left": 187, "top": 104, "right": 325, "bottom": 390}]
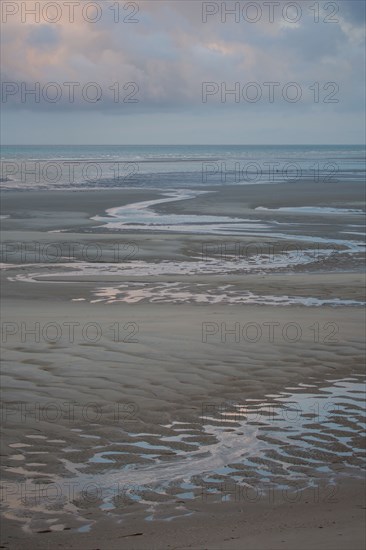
[{"left": 2, "top": 375, "right": 365, "bottom": 532}]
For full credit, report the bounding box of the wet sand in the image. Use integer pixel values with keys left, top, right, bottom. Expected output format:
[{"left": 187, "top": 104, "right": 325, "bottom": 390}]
[{"left": 1, "top": 182, "right": 365, "bottom": 549}]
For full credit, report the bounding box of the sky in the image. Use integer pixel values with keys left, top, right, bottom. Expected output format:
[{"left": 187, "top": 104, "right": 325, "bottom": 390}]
[{"left": 1, "top": 0, "right": 365, "bottom": 145}]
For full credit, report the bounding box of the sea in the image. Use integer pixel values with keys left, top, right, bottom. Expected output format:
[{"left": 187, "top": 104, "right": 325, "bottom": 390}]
[{"left": 1, "top": 144, "right": 365, "bottom": 190}]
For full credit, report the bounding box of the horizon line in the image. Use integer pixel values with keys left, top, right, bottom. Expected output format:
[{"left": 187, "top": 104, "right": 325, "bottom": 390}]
[{"left": 2, "top": 143, "right": 365, "bottom": 147}]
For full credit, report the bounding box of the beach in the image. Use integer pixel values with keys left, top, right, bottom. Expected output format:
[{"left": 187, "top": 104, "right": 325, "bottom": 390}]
[
  {"left": 1, "top": 0, "right": 365, "bottom": 542},
  {"left": 1, "top": 180, "right": 365, "bottom": 549}
]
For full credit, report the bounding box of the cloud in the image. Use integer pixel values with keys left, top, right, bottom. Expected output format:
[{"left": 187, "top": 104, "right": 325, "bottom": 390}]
[
  {"left": 27, "top": 24, "right": 61, "bottom": 49},
  {"left": 0, "top": 1, "right": 364, "bottom": 143},
  {"left": 340, "top": 0, "right": 366, "bottom": 23}
]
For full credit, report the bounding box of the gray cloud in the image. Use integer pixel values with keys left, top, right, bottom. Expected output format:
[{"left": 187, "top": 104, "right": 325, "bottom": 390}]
[
  {"left": 341, "top": 0, "right": 366, "bottom": 23},
  {"left": 27, "top": 25, "right": 61, "bottom": 49},
  {"left": 0, "top": 0, "right": 364, "bottom": 143}
]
